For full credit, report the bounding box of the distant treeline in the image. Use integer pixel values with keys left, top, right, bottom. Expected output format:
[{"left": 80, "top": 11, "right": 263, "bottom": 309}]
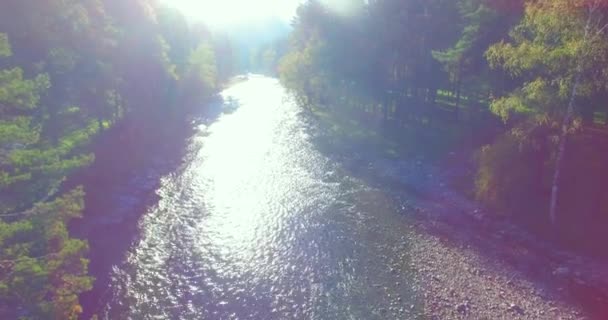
[
  {"left": 279, "top": 0, "right": 608, "bottom": 254},
  {"left": 0, "top": 1, "right": 235, "bottom": 318}
]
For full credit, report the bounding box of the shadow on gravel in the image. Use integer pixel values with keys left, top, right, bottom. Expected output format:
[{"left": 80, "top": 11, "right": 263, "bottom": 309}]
[
  {"left": 67, "top": 96, "right": 234, "bottom": 320},
  {"left": 304, "top": 109, "right": 608, "bottom": 320}
]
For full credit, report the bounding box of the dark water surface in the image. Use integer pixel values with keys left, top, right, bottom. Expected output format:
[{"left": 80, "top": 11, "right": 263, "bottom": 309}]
[{"left": 83, "top": 77, "right": 420, "bottom": 319}]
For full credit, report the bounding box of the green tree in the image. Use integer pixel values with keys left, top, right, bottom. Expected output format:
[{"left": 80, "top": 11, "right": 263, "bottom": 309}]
[
  {"left": 0, "top": 0, "right": 229, "bottom": 316},
  {"left": 433, "top": 0, "right": 499, "bottom": 109},
  {"left": 0, "top": 33, "right": 92, "bottom": 320},
  {"left": 188, "top": 42, "right": 218, "bottom": 93},
  {"left": 486, "top": 0, "right": 608, "bottom": 224}
]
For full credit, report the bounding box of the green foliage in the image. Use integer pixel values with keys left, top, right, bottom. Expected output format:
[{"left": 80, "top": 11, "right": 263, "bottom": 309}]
[
  {"left": 476, "top": 118, "right": 557, "bottom": 213},
  {"left": 0, "top": 69, "right": 50, "bottom": 111},
  {"left": 0, "top": 40, "right": 94, "bottom": 212},
  {"left": 488, "top": 77, "right": 565, "bottom": 121},
  {"left": 157, "top": 6, "right": 192, "bottom": 73},
  {"left": 0, "top": 33, "right": 10, "bottom": 57},
  {"left": 0, "top": 188, "right": 92, "bottom": 320},
  {"left": 0, "top": 117, "right": 39, "bottom": 146},
  {"left": 433, "top": 1, "right": 495, "bottom": 79},
  {"left": 188, "top": 42, "right": 218, "bottom": 92},
  {"left": 0, "top": 2, "right": 233, "bottom": 317},
  {"left": 0, "top": 33, "right": 93, "bottom": 318},
  {"left": 279, "top": 43, "right": 319, "bottom": 102},
  {"left": 280, "top": 0, "right": 608, "bottom": 245},
  {"left": 486, "top": 0, "right": 608, "bottom": 120},
  {"left": 481, "top": 0, "right": 608, "bottom": 222}
]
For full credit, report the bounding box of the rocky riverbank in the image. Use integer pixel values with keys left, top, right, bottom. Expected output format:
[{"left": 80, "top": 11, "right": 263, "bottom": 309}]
[
  {"left": 339, "top": 152, "right": 608, "bottom": 319},
  {"left": 308, "top": 105, "right": 608, "bottom": 319}
]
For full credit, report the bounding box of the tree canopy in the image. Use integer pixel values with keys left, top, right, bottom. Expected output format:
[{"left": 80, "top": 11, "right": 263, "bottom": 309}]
[
  {"left": 280, "top": 0, "right": 608, "bottom": 255},
  {"left": 0, "top": 1, "right": 234, "bottom": 318}
]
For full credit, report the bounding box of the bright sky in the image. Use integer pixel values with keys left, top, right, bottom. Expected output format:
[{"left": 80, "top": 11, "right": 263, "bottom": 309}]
[{"left": 161, "top": 0, "right": 301, "bottom": 27}]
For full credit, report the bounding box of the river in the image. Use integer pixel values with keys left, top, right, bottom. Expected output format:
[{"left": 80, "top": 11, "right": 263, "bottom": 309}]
[
  {"left": 71, "top": 74, "right": 608, "bottom": 320},
  {"left": 83, "top": 76, "right": 428, "bottom": 319}
]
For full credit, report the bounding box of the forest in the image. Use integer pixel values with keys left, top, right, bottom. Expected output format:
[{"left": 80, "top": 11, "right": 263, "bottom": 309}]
[
  {"left": 2, "top": 0, "right": 608, "bottom": 318},
  {"left": 279, "top": 0, "right": 608, "bottom": 258},
  {"left": 0, "top": 0, "right": 233, "bottom": 318}
]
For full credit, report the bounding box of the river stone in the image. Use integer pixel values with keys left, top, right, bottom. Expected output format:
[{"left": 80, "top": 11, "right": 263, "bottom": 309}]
[
  {"left": 456, "top": 302, "right": 469, "bottom": 314},
  {"left": 508, "top": 303, "right": 525, "bottom": 315}
]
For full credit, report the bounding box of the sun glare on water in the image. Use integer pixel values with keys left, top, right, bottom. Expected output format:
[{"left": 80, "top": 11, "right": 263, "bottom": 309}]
[{"left": 163, "top": 0, "right": 300, "bottom": 27}]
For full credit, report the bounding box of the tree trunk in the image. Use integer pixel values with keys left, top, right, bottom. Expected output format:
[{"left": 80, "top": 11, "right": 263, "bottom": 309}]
[
  {"left": 549, "top": 7, "right": 593, "bottom": 226},
  {"left": 549, "top": 72, "right": 582, "bottom": 226},
  {"left": 455, "top": 62, "right": 463, "bottom": 115},
  {"left": 383, "top": 96, "right": 389, "bottom": 122},
  {"left": 455, "top": 79, "right": 462, "bottom": 109}
]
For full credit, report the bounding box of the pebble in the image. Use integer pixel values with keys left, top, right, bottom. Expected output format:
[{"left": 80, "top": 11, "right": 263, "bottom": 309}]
[
  {"left": 456, "top": 302, "right": 469, "bottom": 314},
  {"left": 508, "top": 303, "right": 525, "bottom": 315}
]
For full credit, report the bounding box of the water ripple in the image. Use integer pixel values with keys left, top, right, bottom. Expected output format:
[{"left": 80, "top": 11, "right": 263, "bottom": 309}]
[{"left": 101, "top": 77, "right": 418, "bottom": 320}]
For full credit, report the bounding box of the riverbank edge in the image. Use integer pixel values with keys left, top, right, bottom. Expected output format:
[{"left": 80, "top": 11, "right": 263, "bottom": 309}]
[
  {"left": 65, "top": 91, "right": 222, "bottom": 319},
  {"left": 305, "top": 106, "right": 608, "bottom": 319}
]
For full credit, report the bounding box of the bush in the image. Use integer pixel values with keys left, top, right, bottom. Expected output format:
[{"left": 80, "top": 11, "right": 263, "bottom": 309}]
[{"left": 475, "top": 117, "right": 557, "bottom": 221}]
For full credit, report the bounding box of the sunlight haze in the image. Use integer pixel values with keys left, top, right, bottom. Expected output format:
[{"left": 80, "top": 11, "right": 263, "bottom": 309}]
[{"left": 161, "top": 0, "right": 301, "bottom": 27}]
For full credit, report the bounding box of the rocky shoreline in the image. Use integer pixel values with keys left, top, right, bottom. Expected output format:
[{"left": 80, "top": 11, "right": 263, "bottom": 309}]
[{"left": 349, "top": 153, "right": 608, "bottom": 319}]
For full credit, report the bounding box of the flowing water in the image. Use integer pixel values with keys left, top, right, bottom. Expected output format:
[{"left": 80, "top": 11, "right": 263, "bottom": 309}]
[{"left": 96, "top": 76, "right": 420, "bottom": 319}]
